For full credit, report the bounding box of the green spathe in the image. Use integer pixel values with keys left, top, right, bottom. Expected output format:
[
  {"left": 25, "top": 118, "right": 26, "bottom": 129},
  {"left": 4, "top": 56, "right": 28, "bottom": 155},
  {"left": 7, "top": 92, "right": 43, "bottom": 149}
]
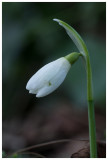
[{"left": 65, "top": 52, "right": 81, "bottom": 65}]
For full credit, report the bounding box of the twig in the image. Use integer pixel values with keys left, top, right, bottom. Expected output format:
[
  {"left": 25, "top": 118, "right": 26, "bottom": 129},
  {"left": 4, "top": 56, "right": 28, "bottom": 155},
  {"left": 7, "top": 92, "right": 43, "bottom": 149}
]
[{"left": 13, "top": 138, "right": 89, "bottom": 155}]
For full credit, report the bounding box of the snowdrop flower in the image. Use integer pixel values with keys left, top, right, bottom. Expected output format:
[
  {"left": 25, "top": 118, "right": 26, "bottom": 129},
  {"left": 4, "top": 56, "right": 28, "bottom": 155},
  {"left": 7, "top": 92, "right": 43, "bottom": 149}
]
[{"left": 26, "top": 52, "right": 80, "bottom": 97}]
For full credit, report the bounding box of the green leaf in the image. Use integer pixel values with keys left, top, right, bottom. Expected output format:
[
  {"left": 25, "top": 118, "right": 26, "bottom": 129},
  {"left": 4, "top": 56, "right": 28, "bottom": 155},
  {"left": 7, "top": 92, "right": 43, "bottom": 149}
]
[{"left": 53, "top": 18, "right": 88, "bottom": 58}]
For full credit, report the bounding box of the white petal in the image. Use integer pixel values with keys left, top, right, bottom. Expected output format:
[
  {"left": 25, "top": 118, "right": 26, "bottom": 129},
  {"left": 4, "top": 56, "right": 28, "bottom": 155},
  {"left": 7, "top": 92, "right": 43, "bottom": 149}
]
[
  {"left": 36, "top": 85, "right": 52, "bottom": 97},
  {"left": 36, "top": 58, "right": 71, "bottom": 97},
  {"left": 26, "top": 57, "right": 70, "bottom": 90},
  {"left": 29, "top": 90, "right": 38, "bottom": 94},
  {"left": 26, "top": 57, "right": 71, "bottom": 97}
]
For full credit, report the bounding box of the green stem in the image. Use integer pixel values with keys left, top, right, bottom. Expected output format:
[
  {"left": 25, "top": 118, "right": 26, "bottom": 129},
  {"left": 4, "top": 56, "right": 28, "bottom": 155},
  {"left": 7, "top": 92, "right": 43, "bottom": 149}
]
[
  {"left": 88, "top": 100, "right": 97, "bottom": 157},
  {"left": 67, "top": 52, "right": 97, "bottom": 158},
  {"left": 86, "top": 55, "right": 97, "bottom": 158}
]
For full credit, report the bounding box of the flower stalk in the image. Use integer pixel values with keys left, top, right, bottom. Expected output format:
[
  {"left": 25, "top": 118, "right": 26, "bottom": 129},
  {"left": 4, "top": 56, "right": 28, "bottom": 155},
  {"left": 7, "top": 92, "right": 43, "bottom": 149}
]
[
  {"left": 86, "top": 54, "right": 97, "bottom": 157},
  {"left": 54, "top": 19, "right": 97, "bottom": 157}
]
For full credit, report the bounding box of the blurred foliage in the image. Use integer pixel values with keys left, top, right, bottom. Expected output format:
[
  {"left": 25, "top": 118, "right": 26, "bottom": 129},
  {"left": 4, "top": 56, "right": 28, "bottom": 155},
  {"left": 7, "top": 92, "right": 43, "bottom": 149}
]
[
  {"left": 6, "top": 153, "right": 43, "bottom": 158},
  {"left": 2, "top": 2, "right": 106, "bottom": 119},
  {"left": 2, "top": 150, "right": 6, "bottom": 158}
]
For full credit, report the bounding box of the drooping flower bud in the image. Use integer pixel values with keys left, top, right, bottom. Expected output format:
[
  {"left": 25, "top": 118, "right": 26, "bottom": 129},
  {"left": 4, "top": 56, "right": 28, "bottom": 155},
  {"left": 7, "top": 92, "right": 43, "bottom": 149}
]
[
  {"left": 26, "top": 52, "right": 80, "bottom": 97},
  {"left": 26, "top": 57, "right": 71, "bottom": 97}
]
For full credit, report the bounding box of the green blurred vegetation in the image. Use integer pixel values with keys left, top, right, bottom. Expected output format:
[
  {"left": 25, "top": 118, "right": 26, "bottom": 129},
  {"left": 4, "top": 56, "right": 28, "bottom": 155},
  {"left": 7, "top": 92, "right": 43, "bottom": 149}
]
[{"left": 2, "top": 2, "right": 106, "bottom": 119}]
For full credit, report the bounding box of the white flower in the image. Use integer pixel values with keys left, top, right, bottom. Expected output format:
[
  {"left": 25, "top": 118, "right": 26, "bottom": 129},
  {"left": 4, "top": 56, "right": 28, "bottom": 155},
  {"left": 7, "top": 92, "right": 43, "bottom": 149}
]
[{"left": 26, "top": 57, "right": 71, "bottom": 97}]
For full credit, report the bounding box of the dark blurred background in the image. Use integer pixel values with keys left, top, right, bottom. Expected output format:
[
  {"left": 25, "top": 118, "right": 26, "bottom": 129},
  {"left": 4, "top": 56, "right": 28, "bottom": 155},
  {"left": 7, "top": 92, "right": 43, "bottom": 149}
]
[{"left": 2, "top": 2, "right": 106, "bottom": 158}]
